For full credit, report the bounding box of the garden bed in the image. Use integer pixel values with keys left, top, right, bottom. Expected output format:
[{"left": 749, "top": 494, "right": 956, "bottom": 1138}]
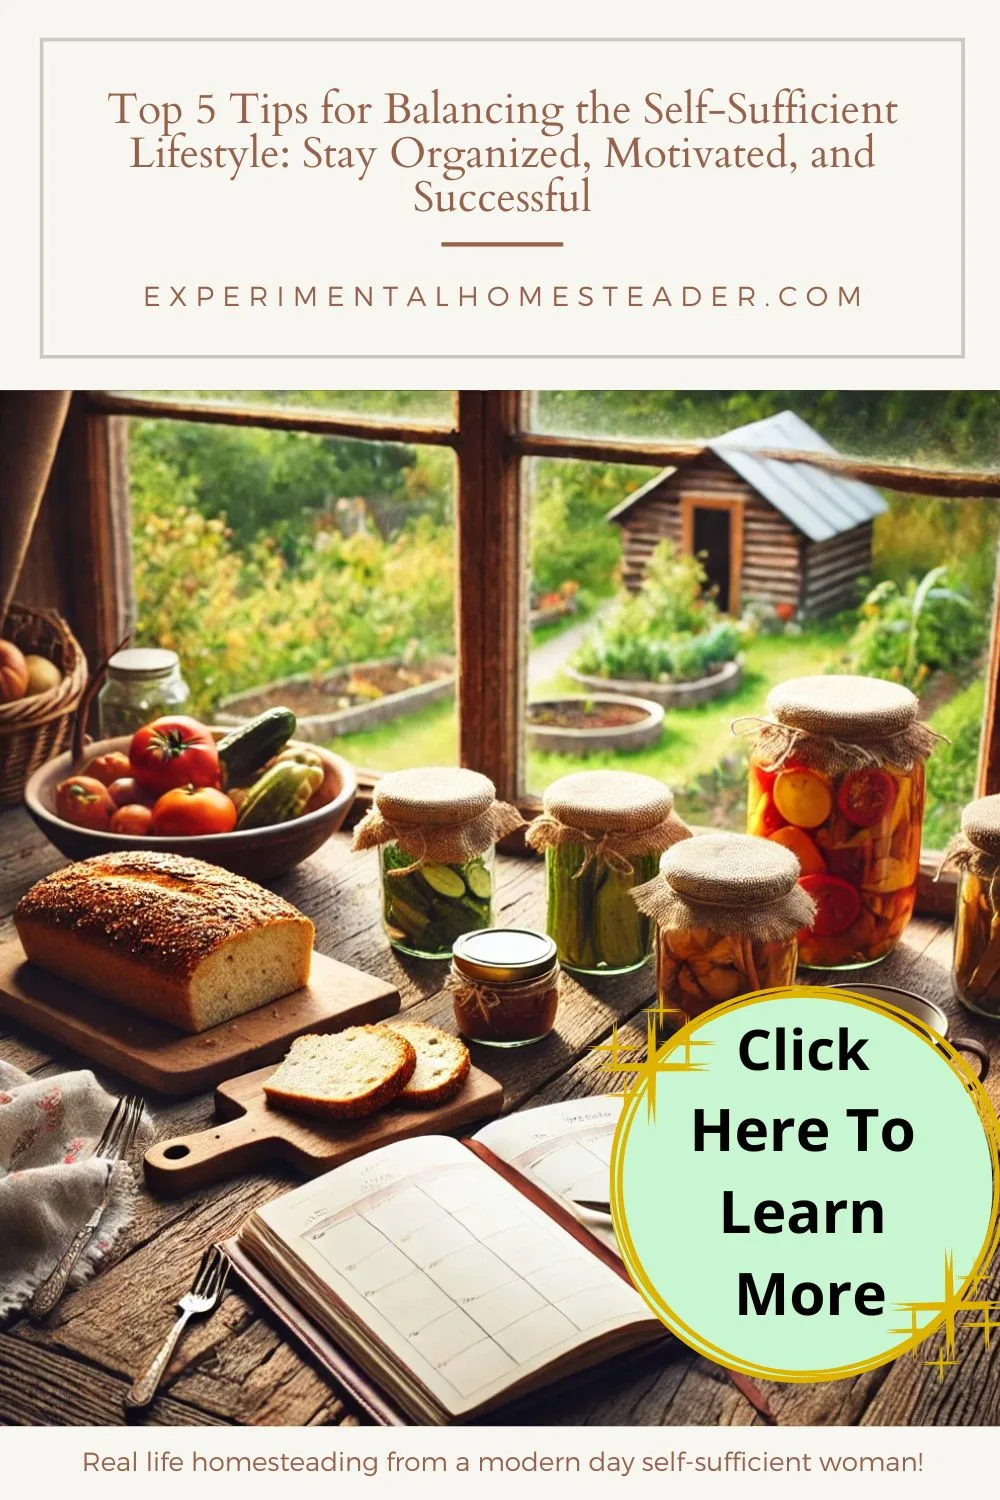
[
  {"left": 566, "top": 658, "right": 742, "bottom": 708},
  {"left": 217, "top": 656, "right": 456, "bottom": 740},
  {"left": 526, "top": 695, "right": 664, "bottom": 755}
]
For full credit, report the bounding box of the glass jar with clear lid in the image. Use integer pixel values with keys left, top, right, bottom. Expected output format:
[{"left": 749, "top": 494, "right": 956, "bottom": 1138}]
[
  {"left": 351, "top": 766, "right": 524, "bottom": 962},
  {"left": 97, "top": 648, "right": 191, "bottom": 737}
]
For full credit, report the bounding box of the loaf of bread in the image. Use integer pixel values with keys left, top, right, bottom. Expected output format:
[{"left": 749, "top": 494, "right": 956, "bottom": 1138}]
[
  {"left": 14, "top": 850, "right": 314, "bottom": 1033},
  {"left": 263, "top": 1027, "right": 416, "bottom": 1119}
]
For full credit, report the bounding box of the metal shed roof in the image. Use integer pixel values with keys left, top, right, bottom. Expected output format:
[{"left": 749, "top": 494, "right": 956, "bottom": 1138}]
[{"left": 608, "top": 409, "right": 888, "bottom": 542}]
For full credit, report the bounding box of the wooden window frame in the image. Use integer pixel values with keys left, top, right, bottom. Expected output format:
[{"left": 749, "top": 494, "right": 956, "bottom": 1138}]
[{"left": 71, "top": 389, "right": 1000, "bottom": 916}]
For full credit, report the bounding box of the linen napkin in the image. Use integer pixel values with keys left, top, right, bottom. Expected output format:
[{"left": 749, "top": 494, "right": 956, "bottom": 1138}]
[{"left": 0, "top": 1061, "right": 154, "bottom": 1318}]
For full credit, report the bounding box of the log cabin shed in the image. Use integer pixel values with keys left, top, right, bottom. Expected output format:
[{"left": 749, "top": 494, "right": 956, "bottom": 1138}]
[{"left": 607, "top": 410, "right": 888, "bottom": 617}]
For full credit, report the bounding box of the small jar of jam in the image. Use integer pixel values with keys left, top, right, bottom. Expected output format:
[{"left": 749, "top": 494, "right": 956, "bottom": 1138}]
[{"left": 449, "top": 928, "right": 560, "bottom": 1047}]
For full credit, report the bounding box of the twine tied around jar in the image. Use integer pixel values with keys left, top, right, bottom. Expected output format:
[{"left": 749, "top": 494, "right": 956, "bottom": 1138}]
[
  {"left": 352, "top": 766, "right": 524, "bottom": 876},
  {"left": 633, "top": 832, "right": 816, "bottom": 944},
  {"left": 937, "top": 795, "right": 1000, "bottom": 915},
  {"left": 732, "top": 674, "right": 945, "bottom": 776},
  {"left": 525, "top": 769, "right": 690, "bottom": 877},
  {"left": 444, "top": 969, "right": 504, "bottom": 1023}
]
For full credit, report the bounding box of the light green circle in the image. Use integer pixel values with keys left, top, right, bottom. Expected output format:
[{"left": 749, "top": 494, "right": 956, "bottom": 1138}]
[{"left": 613, "top": 990, "right": 1000, "bottom": 1380}]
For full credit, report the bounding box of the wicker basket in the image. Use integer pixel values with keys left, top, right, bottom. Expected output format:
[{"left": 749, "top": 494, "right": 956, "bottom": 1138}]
[{"left": 0, "top": 603, "right": 88, "bottom": 806}]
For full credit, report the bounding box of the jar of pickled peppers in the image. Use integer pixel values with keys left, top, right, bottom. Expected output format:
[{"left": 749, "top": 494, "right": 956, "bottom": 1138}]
[
  {"left": 633, "top": 832, "right": 814, "bottom": 1027},
  {"left": 526, "top": 770, "right": 691, "bottom": 975},
  {"left": 351, "top": 767, "right": 524, "bottom": 961},
  {"left": 741, "top": 676, "right": 935, "bottom": 969},
  {"left": 949, "top": 794, "right": 1000, "bottom": 1019}
]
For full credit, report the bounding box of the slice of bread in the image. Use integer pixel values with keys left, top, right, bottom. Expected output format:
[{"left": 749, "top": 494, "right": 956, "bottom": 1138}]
[
  {"left": 263, "top": 1027, "right": 416, "bottom": 1120},
  {"left": 387, "top": 1022, "right": 471, "bottom": 1108}
]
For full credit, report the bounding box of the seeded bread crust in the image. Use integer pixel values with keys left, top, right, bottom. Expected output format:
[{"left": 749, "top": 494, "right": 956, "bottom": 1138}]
[
  {"left": 387, "top": 1022, "right": 471, "bottom": 1108},
  {"left": 14, "top": 850, "right": 314, "bottom": 1033},
  {"left": 263, "top": 1027, "right": 417, "bottom": 1120}
]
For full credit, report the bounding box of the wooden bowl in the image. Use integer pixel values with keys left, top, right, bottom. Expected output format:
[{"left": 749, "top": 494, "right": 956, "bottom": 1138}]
[{"left": 24, "top": 733, "right": 357, "bottom": 882}]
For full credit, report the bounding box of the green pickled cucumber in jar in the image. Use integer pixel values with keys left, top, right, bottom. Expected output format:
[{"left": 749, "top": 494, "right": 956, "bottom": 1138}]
[
  {"left": 380, "top": 844, "right": 494, "bottom": 961},
  {"left": 527, "top": 770, "right": 691, "bottom": 977}
]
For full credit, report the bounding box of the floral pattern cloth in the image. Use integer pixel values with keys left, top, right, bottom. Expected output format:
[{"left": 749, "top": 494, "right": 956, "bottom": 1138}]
[{"left": 0, "top": 1061, "right": 153, "bottom": 1318}]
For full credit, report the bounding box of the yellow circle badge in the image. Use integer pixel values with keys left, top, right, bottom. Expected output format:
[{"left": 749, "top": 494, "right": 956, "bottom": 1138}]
[{"left": 610, "top": 987, "right": 1000, "bottom": 1381}]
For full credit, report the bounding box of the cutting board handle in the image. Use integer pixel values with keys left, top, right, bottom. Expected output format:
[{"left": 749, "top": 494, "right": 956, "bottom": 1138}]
[{"left": 144, "top": 1113, "right": 276, "bottom": 1197}]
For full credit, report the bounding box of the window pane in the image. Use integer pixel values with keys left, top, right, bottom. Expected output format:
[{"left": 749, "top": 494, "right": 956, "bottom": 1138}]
[
  {"left": 530, "top": 390, "right": 1000, "bottom": 467},
  {"left": 128, "top": 415, "right": 456, "bottom": 770},
  {"left": 119, "top": 390, "right": 455, "bottom": 426},
  {"left": 524, "top": 393, "right": 1000, "bottom": 853}
]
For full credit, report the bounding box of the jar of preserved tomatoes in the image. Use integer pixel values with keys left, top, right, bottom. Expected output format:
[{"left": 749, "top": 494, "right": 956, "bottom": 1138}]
[
  {"left": 947, "top": 795, "right": 1000, "bottom": 1019},
  {"left": 351, "top": 767, "right": 524, "bottom": 961},
  {"left": 525, "top": 771, "right": 691, "bottom": 975},
  {"left": 633, "top": 832, "right": 814, "bottom": 1028},
  {"left": 738, "top": 675, "right": 938, "bottom": 969},
  {"left": 448, "top": 928, "right": 561, "bottom": 1047}
]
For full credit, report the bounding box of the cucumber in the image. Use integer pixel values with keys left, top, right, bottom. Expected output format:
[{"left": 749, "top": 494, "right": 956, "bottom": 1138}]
[
  {"left": 421, "top": 862, "right": 467, "bottom": 899},
  {"left": 236, "top": 760, "right": 322, "bottom": 829},
  {"left": 217, "top": 707, "right": 296, "bottom": 788},
  {"left": 466, "top": 862, "right": 492, "bottom": 900}
]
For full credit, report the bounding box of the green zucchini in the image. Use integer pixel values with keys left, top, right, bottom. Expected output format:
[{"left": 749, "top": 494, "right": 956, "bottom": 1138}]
[
  {"left": 236, "top": 760, "right": 322, "bottom": 830},
  {"left": 217, "top": 707, "right": 297, "bottom": 788}
]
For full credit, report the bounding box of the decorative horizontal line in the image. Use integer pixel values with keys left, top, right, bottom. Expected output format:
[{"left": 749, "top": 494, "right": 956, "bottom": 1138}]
[{"left": 440, "top": 241, "right": 564, "bottom": 248}]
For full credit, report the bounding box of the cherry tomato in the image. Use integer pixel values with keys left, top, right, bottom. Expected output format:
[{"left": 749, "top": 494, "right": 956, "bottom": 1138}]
[
  {"left": 773, "top": 769, "right": 833, "bottom": 829},
  {"left": 85, "top": 751, "right": 131, "bottom": 787},
  {"left": 768, "top": 825, "right": 827, "bottom": 876},
  {"left": 110, "top": 803, "right": 155, "bottom": 835},
  {"left": 837, "top": 768, "right": 896, "bottom": 828},
  {"left": 799, "top": 873, "right": 862, "bottom": 937},
  {"left": 55, "top": 775, "right": 115, "bottom": 831},
  {"left": 107, "top": 776, "right": 157, "bottom": 809},
  {"left": 130, "top": 716, "right": 220, "bottom": 793},
  {"left": 151, "top": 785, "right": 237, "bottom": 837}
]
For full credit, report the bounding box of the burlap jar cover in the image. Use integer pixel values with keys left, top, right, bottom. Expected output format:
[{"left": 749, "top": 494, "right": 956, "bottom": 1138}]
[
  {"left": 940, "top": 794, "right": 1000, "bottom": 900},
  {"left": 352, "top": 766, "right": 524, "bottom": 873},
  {"left": 525, "top": 770, "right": 691, "bottom": 872},
  {"left": 633, "top": 831, "right": 816, "bottom": 943},
  {"left": 733, "top": 674, "right": 942, "bottom": 774}
]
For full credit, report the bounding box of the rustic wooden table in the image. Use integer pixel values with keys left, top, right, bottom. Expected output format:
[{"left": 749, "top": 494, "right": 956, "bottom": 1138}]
[{"left": 1, "top": 807, "right": 998, "bottom": 1428}]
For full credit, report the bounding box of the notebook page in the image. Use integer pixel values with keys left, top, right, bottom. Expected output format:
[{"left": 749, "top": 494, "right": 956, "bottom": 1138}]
[
  {"left": 253, "top": 1133, "right": 647, "bottom": 1419},
  {"left": 473, "top": 1096, "right": 622, "bottom": 1253}
]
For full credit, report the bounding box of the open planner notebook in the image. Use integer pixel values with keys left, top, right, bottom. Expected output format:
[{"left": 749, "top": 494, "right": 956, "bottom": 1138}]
[{"left": 229, "top": 1096, "right": 667, "bottom": 1424}]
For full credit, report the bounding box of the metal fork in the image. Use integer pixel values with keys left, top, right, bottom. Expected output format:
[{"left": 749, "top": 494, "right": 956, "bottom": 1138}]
[
  {"left": 124, "top": 1244, "right": 229, "bottom": 1411},
  {"left": 28, "top": 1092, "right": 145, "bottom": 1319}
]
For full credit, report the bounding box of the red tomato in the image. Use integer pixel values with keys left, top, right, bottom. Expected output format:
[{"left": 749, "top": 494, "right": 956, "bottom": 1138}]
[
  {"left": 837, "top": 768, "right": 895, "bottom": 827},
  {"left": 130, "top": 716, "right": 220, "bottom": 793},
  {"left": 55, "top": 775, "right": 115, "bottom": 831},
  {"left": 107, "top": 776, "right": 156, "bottom": 809},
  {"left": 110, "top": 803, "right": 155, "bottom": 835},
  {"left": 799, "top": 874, "right": 862, "bottom": 937},
  {"left": 85, "top": 751, "right": 132, "bottom": 787},
  {"left": 151, "top": 785, "right": 237, "bottom": 837}
]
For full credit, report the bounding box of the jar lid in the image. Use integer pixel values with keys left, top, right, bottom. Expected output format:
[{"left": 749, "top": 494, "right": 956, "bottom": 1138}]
[
  {"left": 374, "top": 767, "right": 496, "bottom": 828},
  {"left": 543, "top": 770, "right": 673, "bottom": 835},
  {"left": 660, "top": 831, "right": 800, "bottom": 905},
  {"left": 961, "top": 794, "right": 1000, "bottom": 857},
  {"left": 767, "top": 674, "right": 918, "bottom": 741},
  {"left": 452, "top": 927, "right": 558, "bottom": 983},
  {"left": 107, "top": 648, "right": 179, "bottom": 680}
]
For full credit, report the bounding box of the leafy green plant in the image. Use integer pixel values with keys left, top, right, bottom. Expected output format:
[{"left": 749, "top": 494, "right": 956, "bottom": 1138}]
[
  {"left": 571, "top": 541, "right": 746, "bottom": 684},
  {"left": 846, "top": 565, "right": 983, "bottom": 692}
]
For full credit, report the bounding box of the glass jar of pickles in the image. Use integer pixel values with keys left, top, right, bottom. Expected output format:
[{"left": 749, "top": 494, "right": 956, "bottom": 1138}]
[
  {"left": 351, "top": 767, "right": 524, "bottom": 961},
  {"left": 449, "top": 928, "right": 561, "bottom": 1046},
  {"left": 634, "top": 832, "right": 813, "bottom": 1027},
  {"left": 948, "top": 795, "right": 1000, "bottom": 1019},
  {"left": 97, "top": 648, "right": 190, "bottom": 737},
  {"left": 526, "top": 770, "right": 690, "bottom": 975},
  {"left": 739, "top": 675, "right": 937, "bottom": 970}
]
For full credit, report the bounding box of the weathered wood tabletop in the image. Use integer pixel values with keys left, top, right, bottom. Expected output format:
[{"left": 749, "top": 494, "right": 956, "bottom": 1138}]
[{"left": 1, "top": 806, "right": 998, "bottom": 1428}]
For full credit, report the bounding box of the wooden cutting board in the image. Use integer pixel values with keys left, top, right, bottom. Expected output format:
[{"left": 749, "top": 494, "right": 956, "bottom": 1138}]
[
  {"left": 144, "top": 1062, "right": 504, "bottom": 1195},
  {"left": 0, "top": 938, "right": 400, "bottom": 1096}
]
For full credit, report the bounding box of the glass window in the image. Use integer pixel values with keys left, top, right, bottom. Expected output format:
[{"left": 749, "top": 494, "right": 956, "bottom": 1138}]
[
  {"left": 523, "top": 392, "right": 1000, "bottom": 850},
  {"left": 127, "top": 415, "right": 457, "bottom": 771}
]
